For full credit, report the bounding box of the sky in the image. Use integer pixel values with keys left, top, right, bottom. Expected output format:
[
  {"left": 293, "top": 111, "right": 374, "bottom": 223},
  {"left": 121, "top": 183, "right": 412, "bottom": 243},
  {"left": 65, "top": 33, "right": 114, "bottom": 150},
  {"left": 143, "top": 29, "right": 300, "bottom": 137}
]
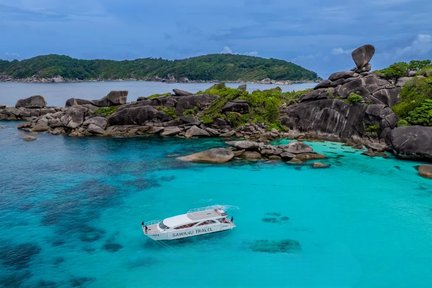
[{"left": 0, "top": 0, "right": 431, "bottom": 77}]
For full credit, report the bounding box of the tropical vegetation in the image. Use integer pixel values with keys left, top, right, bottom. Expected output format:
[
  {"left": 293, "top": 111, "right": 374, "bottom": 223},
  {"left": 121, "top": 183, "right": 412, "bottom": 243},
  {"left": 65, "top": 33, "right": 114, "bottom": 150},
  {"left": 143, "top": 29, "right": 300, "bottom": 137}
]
[{"left": 0, "top": 54, "right": 318, "bottom": 82}]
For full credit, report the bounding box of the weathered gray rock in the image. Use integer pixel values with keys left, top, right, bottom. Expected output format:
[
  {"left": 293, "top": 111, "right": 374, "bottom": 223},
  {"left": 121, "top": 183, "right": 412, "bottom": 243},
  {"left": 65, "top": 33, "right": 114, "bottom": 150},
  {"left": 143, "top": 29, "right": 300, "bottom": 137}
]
[
  {"left": 239, "top": 151, "right": 262, "bottom": 160},
  {"left": 222, "top": 100, "right": 250, "bottom": 114},
  {"left": 396, "top": 77, "right": 413, "bottom": 87},
  {"left": 172, "top": 89, "right": 193, "bottom": 96},
  {"left": 418, "top": 165, "right": 432, "bottom": 178},
  {"left": 108, "top": 105, "right": 171, "bottom": 126},
  {"left": 83, "top": 116, "right": 108, "bottom": 130},
  {"left": 314, "top": 80, "right": 333, "bottom": 90},
  {"left": 300, "top": 89, "right": 329, "bottom": 102},
  {"left": 87, "top": 124, "right": 105, "bottom": 134},
  {"left": 280, "top": 152, "right": 295, "bottom": 160},
  {"left": 390, "top": 126, "right": 432, "bottom": 160},
  {"left": 65, "top": 98, "right": 96, "bottom": 107},
  {"left": 175, "top": 94, "right": 217, "bottom": 115},
  {"left": 61, "top": 106, "right": 88, "bottom": 128},
  {"left": 329, "top": 71, "right": 356, "bottom": 81},
  {"left": 281, "top": 99, "right": 396, "bottom": 141},
  {"left": 226, "top": 140, "right": 262, "bottom": 150},
  {"left": 160, "top": 126, "right": 182, "bottom": 136},
  {"left": 185, "top": 125, "right": 210, "bottom": 138},
  {"left": 93, "top": 91, "right": 128, "bottom": 107},
  {"left": 15, "top": 95, "right": 47, "bottom": 108},
  {"left": 282, "top": 141, "right": 313, "bottom": 154},
  {"left": 178, "top": 148, "right": 234, "bottom": 163},
  {"left": 352, "top": 44, "right": 375, "bottom": 70}
]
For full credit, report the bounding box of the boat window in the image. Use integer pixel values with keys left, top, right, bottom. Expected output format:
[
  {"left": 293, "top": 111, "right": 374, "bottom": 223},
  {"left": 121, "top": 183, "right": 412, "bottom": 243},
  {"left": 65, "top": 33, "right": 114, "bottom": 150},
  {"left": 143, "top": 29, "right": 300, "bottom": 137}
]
[
  {"left": 218, "top": 218, "right": 230, "bottom": 224},
  {"left": 197, "top": 220, "right": 216, "bottom": 226},
  {"left": 174, "top": 222, "right": 198, "bottom": 229},
  {"left": 159, "top": 222, "right": 169, "bottom": 230}
]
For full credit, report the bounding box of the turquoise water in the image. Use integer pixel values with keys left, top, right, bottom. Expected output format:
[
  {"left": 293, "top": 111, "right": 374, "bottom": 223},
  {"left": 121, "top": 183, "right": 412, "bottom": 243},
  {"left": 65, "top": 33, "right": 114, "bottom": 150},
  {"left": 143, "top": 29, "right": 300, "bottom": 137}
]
[{"left": 0, "top": 121, "right": 432, "bottom": 287}]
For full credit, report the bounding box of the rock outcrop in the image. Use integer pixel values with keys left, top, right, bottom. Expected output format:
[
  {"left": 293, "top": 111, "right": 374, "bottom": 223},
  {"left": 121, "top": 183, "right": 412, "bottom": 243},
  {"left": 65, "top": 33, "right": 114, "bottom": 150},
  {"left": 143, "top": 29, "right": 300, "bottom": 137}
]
[
  {"left": 172, "top": 89, "right": 193, "bottom": 96},
  {"left": 108, "top": 106, "right": 171, "bottom": 126},
  {"left": 16, "top": 95, "right": 47, "bottom": 108},
  {"left": 225, "top": 140, "right": 324, "bottom": 163},
  {"left": 178, "top": 148, "right": 234, "bottom": 163},
  {"left": 281, "top": 44, "right": 399, "bottom": 143},
  {"left": 65, "top": 91, "right": 128, "bottom": 107},
  {"left": 390, "top": 126, "right": 432, "bottom": 160}
]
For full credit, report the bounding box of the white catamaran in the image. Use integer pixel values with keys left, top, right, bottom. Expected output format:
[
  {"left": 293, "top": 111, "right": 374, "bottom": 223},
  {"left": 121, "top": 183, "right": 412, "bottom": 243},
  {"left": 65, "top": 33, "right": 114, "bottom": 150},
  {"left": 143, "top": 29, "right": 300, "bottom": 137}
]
[{"left": 142, "top": 206, "right": 235, "bottom": 240}]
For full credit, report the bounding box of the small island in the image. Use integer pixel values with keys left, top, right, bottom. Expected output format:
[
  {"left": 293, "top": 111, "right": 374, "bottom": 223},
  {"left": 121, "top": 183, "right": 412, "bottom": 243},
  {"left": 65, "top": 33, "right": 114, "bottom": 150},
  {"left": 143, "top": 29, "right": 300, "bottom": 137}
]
[{"left": 0, "top": 53, "right": 318, "bottom": 84}]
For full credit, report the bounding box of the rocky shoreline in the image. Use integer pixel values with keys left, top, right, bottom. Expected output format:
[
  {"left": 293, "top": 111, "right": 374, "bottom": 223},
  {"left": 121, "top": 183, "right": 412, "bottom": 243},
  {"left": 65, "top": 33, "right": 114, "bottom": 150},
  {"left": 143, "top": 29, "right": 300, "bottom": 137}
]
[
  {"left": 1, "top": 45, "right": 431, "bottom": 172},
  {"left": 0, "top": 74, "right": 316, "bottom": 85}
]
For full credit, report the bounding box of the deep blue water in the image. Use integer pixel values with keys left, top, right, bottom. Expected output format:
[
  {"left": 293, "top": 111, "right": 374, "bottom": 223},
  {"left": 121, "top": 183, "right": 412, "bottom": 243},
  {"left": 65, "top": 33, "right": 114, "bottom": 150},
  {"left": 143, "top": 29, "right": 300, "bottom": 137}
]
[{"left": 0, "top": 121, "right": 432, "bottom": 287}]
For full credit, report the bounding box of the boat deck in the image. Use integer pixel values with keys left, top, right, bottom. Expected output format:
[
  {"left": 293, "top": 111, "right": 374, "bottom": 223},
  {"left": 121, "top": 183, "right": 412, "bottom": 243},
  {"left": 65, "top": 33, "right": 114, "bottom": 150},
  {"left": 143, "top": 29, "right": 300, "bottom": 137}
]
[{"left": 188, "top": 209, "right": 224, "bottom": 221}]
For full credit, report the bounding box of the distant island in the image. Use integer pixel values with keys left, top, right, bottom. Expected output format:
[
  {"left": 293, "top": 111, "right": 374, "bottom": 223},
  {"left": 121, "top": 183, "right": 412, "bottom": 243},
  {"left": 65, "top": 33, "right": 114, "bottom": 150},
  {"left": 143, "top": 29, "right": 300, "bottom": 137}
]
[{"left": 0, "top": 54, "right": 319, "bottom": 83}]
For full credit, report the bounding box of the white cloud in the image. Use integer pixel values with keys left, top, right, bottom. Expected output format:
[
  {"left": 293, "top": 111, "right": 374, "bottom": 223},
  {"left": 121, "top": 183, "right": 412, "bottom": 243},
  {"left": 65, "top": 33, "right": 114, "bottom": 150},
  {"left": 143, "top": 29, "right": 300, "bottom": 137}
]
[
  {"left": 220, "top": 46, "right": 233, "bottom": 54},
  {"left": 331, "top": 47, "right": 351, "bottom": 55},
  {"left": 397, "top": 34, "right": 432, "bottom": 57}
]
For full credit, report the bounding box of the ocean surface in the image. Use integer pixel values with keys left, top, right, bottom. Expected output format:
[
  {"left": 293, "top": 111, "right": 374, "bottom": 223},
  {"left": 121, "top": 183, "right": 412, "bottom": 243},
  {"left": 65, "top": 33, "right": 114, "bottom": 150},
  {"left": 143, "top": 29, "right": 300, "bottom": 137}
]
[
  {"left": 0, "top": 81, "right": 315, "bottom": 107},
  {"left": 0, "top": 121, "right": 432, "bottom": 287}
]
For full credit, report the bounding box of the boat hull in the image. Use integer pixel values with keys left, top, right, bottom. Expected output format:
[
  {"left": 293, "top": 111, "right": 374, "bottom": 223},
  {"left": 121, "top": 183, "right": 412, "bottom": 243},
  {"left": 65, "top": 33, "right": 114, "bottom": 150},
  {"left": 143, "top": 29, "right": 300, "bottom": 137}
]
[{"left": 144, "top": 223, "right": 235, "bottom": 241}]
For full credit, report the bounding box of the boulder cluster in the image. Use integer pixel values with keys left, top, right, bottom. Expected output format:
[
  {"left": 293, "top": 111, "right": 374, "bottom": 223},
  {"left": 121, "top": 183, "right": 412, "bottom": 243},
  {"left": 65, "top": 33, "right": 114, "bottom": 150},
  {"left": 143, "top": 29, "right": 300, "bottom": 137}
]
[
  {"left": 0, "top": 95, "right": 61, "bottom": 120},
  {"left": 6, "top": 90, "right": 287, "bottom": 140},
  {"left": 177, "top": 140, "right": 326, "bottom": 165},
  {"left": 1, "top": 44, "right": 431, "bottom": 163},
  {"left": 281, "top": 44, "right": 399, "bottom": 143},
  {"left": 280, "top": 44, "right": 432, "bottom": 161}
]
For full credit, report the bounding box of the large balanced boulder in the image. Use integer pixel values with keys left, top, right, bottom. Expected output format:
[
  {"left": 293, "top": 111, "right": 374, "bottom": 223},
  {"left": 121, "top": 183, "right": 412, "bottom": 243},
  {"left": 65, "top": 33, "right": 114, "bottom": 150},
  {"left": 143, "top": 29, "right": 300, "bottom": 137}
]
[
  {"left": 390, "top": 126, "right": 432, "bottom": 160},
  {"left": 352, "top": 44, "right": 375, "bottom": 70},
  {"left": 108, "top": 105, "right": 171, "bottom": 126},
  {"left": 15, "top": 95, "right": 47, "bottom": 108},
  {"left": 177, "top": 148, "right": 234, "bottom": 163}
]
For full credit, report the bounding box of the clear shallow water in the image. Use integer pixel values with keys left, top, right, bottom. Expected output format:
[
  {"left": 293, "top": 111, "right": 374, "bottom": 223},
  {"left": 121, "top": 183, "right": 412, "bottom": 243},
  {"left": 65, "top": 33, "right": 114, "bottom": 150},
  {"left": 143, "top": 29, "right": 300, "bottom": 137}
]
[
  {"left": 0, "top": 121, "right": 432, "bottom": 288},
  {"left": 0, "top": 81, "right": 315, "bottom": 107}
]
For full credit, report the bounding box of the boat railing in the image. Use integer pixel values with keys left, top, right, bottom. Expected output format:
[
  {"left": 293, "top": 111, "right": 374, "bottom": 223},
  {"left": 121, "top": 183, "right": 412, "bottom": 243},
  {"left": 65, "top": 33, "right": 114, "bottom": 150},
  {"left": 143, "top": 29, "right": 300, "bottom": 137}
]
[
  {"left": 188, "top": 205, "right": 224, "bottom": 213},
  {"left": 144, "top": 219, "right": 160, "bottom": 225}
]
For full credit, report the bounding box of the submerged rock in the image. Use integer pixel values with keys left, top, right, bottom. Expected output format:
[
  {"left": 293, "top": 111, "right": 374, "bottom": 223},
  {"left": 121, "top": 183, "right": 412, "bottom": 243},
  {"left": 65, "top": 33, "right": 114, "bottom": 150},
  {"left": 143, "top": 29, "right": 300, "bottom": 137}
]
[
  {"left": 22, "top": 135, "right": 37, "bottom": 141},
  {"left": 103, "top": 242, "right": 123, "bottom": 252},
  {"left": 0, "top": 242, "right": 41, "bottom": 270},
  {"left": 311, "top": 162, "right": 331, "bottom": 168},
  {"left": 418, "top": 165, "right": 432, "bottom": 179},
  {"left": 178, "top": 148, "right": 234, "bottom": 163},
  {"left": 249, "top": 239, "right": 301, "bottom": 253}
]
